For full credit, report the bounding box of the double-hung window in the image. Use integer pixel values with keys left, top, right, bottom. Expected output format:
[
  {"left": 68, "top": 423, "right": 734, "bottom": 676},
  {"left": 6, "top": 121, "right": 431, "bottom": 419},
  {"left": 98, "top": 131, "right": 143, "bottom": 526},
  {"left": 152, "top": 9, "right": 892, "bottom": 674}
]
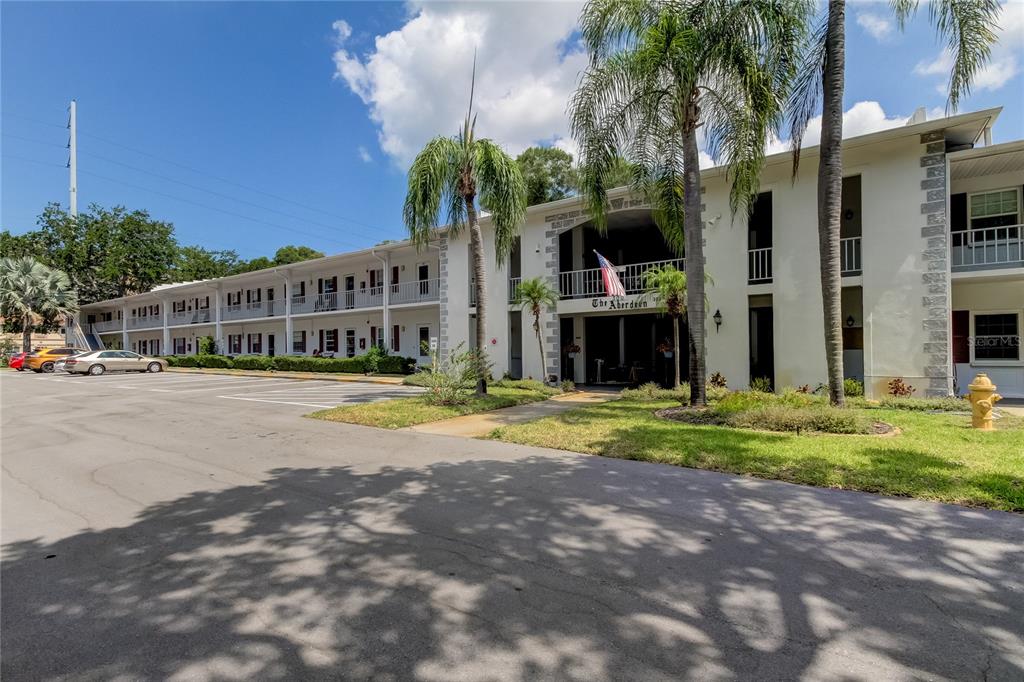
[
  {"left": 969, "top": 189, "right": 1020, "bottom": 231},
  {"left": 228, "top": 334, "right": 242, "bottom": 354},
  {"left": 293, "top": 330, "right": 306, "bottom": 353}
]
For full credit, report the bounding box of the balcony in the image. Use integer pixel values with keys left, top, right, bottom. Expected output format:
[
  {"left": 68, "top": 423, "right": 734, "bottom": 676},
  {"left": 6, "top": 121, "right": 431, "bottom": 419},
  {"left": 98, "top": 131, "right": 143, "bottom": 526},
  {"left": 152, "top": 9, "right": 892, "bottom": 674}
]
[
  {"left": 559, "top": 258, "right": 684, "bottom": 299},
  {"left": 127, "top": 315, "right": 160, "bottom": 330},
  {"left": 508, "top": 276, "right": 521, "bottom": 303},
  {"left": 390, "top": 278, "right": 440, "bottom": 305},
  {"left": 221, "top": 301, "right": 284, "bottom": 321},
  {"left": 292, "top": 288, "right": 382, "bottom": 315},
  {"left": 748, "top": 248, "right": 772, "bottom": 284},
  {"left": 91, "top": 319, "right": 122, "bottom": 333},
  {"left": 169, "top": 309, "right": 213, "bottom": 326},
  {"left": 952, "top": 227, "right": 1023, "bottom": 271},
  {"left": 841, "top": 236, "right": 862, "bottom": 275}
]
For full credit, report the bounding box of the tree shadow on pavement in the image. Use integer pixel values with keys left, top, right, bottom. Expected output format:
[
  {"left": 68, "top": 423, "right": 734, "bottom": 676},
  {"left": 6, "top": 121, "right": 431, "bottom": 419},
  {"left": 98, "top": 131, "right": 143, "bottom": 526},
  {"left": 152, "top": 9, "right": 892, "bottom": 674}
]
[{"left": 3, "top": 454, "right": 1022, "bottom": 680}]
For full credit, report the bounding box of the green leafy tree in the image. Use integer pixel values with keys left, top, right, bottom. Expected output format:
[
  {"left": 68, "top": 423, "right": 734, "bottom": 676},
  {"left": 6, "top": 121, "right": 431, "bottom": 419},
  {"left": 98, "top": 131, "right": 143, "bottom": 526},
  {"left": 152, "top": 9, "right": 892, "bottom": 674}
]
[
  {"left": 512, "top": 277, "right": 560, "bottom": 383},
  {"left": 233, "top": 256, "right": 274, "bottom": 274},
  {"left": 272, "top": 245, "right": 325, "bottom": 266},
  {"left": 0, "top": 257, "right": 79, "bottom": 352},
  {"left": 172, "top": 246, "right": 242, "bottom": 281},
  {"left": 571, "top": 0, "right": 806, "bottom": 404},
  {"left": 790, "top": 0, "right": 999, "bottom": 406},
  {"left": 515, "top": 147, "right": 577, "bottom": 206},
  {"left": 643, "top": 265, "right": 688, "bottom": 389},
  {"left": 403, "top": 65, "right": 528, "bottom": 395}
]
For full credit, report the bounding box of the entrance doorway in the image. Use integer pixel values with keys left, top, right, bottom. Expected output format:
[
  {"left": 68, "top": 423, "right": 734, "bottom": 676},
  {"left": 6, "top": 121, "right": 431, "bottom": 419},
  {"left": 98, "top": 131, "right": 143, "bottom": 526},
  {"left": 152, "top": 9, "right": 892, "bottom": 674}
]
[
  {"left": 267, "top": 334, "right": 276, "bottom": 357},
  {"left": 584, "top": 313, "right": 679, "bottom": 386},
  {"left": 749, "top": 296, "right": 775, "bottom": 390}
]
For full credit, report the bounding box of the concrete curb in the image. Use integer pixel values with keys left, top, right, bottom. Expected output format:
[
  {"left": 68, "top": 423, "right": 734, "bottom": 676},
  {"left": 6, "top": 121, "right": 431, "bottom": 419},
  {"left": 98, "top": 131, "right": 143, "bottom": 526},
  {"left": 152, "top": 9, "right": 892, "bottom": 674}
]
[{"left": 167, "top": 367, "right": 407, "bottom": 385}]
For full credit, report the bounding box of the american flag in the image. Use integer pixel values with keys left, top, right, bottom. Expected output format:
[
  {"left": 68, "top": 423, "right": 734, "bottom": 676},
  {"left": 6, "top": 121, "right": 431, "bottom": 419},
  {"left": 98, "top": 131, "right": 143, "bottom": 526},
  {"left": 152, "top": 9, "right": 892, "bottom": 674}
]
[{"left": 595, "top": 251, "right": 626, "bottom": 297}]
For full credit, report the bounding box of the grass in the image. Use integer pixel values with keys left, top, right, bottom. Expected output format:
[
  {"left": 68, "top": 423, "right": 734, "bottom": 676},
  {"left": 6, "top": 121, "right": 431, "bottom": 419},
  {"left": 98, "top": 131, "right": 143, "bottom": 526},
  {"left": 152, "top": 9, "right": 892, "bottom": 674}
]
[
  {"left": 487, "top": 397, "right": 1024, "bottom": 512},
  {"left": 308, "top": 383, "right": 559, "bottom": 429}
]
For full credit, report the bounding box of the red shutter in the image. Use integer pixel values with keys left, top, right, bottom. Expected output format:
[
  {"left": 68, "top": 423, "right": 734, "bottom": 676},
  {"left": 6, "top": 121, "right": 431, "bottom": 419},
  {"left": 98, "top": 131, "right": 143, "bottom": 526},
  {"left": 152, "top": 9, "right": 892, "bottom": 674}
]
[
  {"left": 391, "top": 266, "right": 399, "bottom": 285},
  {"left": 331, "top": 276, "right": 338, "bottom": 292},
  {"left": 333, "top": 328, "right": 339, "bottom": 353},
  {"left": 319, "top": 329, "right": 324, "bottom": 352},
  {"left": 317, "top": 278, "right": 324, "bottom": 294},
  {"left": 952, "top": 310, "right": 969, "bottom": 364},
  {"left": 392, "top": 325, "right": 400, "bottom": 352},
  {"left": 370, "top": 326, "right": 377, "bottom": 347}
]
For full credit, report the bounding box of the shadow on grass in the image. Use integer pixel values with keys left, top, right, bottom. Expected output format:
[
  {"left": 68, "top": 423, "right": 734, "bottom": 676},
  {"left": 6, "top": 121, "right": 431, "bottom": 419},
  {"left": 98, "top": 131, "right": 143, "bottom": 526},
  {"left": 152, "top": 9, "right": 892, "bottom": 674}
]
[{"left": 3, "top": 455, "right": 1023, "bottom": 679}]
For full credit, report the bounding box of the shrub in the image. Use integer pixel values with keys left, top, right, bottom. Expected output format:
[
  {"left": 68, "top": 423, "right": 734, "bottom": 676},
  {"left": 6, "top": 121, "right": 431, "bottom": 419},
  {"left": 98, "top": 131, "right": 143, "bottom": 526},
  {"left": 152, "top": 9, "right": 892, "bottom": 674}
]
[
  {"left": 621, "top": 381, "right": 690, "bottom": 403},
  {"left": 232, "top": 355, "right": 275, "bottom": 371},
  {"left": 708, "top": 371, "right": 727, "bottom": 388},
  {"left": 198, "top": 336, "right": 217, "bottom": 355},
  {"left": 878, "top": 396, "right": 969, "bottom": 412},
  {"left": 492, "top": 378, "right": 550, "bottom": 392},
  {"left": 363, "top": 344, "right": 387, "bottom": 374},
  {"left": 171, "top": 355, "right": 199, "bottom": 367},
  {"left": 0, "top": 337, "right": 17, "bottom": 366},
  {"left": 705, "top": 386, "right": 730, "bottom": 403},
  {"left": 275, "top": 355, "right": 364, "bottom": 373},
  {"left": 888, "top": 377, "right": 916, "bottom": 398},
  {"left": 197, "top": 354, "right": 233, "bottom": 369},
  {"left": 726, "top": 405, "right": 872, "bottom": 434},
  {"left": 561, "top": 379, "right": 576, "bottom": 393},
  {"left": 843, "top": 377, "right": 864, "bottom": 397},
  {"left": 403, "top": 371, "right": 433, "bottom": 387},
  {"left": 420, "top": 343, "right": 478, "bottom": 405},
  {"left": 750, "top": 376, "right": 773, "bottom": 393}
]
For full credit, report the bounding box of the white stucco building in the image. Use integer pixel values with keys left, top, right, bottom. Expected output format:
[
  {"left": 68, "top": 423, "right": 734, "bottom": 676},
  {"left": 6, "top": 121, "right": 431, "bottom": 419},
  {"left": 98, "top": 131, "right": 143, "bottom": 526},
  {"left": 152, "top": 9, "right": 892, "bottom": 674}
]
[{"left": 79, "top": 107, "right": 1023, "bottom": 399}]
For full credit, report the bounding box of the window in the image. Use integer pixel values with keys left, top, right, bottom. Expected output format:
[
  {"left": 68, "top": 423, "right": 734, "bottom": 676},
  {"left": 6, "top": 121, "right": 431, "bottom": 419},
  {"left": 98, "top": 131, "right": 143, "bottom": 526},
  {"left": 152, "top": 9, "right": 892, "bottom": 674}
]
[
  {"left": 392, "top": 325, "right": 400, "bottom": 353},
  {"left": 173, "top": 338, "right": 187, "bottom": 355},
  {"left": 418, "top": 326, "right": 430, "bottom": 356},
  {"left": 99, "top": 351, "right": 119, "bottom": 358},
  {"left": 370, "top": 326, "right": 377, "bottom": 348},
  {"left": 293, "top": 330, "right": 306, "bottom": 353},
  {"left": 973, "top": 313, "right": 1020, "bottom": 361},
  {"left": 324, "top": 329, "right": 338, "bottom": 353},
  {"left": 228, "top": 334, "right": 242, "bottom": 354},
  {"left": 345, "top": 329, "right": 356, "bottom": 357},
  {"left": 248, "top": 333, "right": 262, "bottom": 354},
  {"left": 969, "top": 189, "right": 1020, "bottom": 230}
]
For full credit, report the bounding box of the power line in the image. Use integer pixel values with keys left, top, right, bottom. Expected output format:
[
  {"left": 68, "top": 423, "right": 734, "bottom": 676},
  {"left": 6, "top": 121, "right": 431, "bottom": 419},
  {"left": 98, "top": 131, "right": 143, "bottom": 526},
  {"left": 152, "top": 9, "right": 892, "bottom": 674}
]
[
  {"left": 2, "top": 153, "right": 366, "bottom": 250},
  {"left": 1, "top": 132, "right": 68, "bottom": 149}
]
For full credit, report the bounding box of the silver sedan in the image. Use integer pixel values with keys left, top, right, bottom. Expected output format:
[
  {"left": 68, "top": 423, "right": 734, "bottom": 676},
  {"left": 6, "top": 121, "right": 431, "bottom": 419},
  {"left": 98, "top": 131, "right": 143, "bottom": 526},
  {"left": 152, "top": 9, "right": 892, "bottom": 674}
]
[{"left": 64, "top": 350, "right": 168, "bottom": 376}]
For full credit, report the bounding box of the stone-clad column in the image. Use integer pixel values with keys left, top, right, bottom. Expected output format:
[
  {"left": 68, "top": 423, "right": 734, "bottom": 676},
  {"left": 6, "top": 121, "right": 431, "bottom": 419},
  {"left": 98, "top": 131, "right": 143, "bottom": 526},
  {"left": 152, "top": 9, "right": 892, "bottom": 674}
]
[
  {"left": 438, "top": 237, "right": 449, "bottom": 360},
  {"left": 918, "top": 131, "right": 953, "bottom": 397}
]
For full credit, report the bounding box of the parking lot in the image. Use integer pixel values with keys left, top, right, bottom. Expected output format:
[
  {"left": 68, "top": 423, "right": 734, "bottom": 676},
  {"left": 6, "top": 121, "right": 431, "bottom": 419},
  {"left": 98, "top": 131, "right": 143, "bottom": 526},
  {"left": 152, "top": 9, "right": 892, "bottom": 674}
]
[{"left": 2, "top": 369, "right": 423, "bottom": 411}]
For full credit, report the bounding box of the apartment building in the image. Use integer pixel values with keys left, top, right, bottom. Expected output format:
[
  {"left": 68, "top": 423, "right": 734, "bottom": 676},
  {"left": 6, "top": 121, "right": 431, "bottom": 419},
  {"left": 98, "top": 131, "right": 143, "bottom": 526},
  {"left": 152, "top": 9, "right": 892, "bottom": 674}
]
[{"left": 79, "top": 107, "right": 1023, "bottom": 399}]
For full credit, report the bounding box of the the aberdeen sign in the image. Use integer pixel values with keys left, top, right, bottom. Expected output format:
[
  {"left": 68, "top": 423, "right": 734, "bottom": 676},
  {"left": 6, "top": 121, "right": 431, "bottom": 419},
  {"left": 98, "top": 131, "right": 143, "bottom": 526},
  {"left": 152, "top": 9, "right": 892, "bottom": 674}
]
[{"left": 558, "top": 293, "right": 650, "bottom": 315}]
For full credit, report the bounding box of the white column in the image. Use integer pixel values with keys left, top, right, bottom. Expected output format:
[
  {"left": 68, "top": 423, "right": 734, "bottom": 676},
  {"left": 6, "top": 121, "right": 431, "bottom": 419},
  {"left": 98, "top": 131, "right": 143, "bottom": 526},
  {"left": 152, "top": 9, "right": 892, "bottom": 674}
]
[
  {"left": 381, "top": 252, "right": 391, "bottom": 350},
  {"left": 215, "top": 287, "right": 223, "bottom": 353},
  {"left": 284, "top": 273, "right": 294, "bottom": 355},
  {"left": 162, "top": 301, "right": 170, "bottom": 356},
  {"left": 121, "top": 305, "right": 129, "bottom": 351}
]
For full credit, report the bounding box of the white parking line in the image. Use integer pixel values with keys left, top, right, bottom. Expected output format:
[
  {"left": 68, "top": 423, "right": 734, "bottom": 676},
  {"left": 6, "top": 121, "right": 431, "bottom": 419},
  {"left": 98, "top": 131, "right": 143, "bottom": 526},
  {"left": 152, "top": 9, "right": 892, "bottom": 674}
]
[
  {"left": 217, "top": 395, "right": 337, "bottom": 409},
  {"left": 151, "top": 378, "right": 301, "bottom": 393}
]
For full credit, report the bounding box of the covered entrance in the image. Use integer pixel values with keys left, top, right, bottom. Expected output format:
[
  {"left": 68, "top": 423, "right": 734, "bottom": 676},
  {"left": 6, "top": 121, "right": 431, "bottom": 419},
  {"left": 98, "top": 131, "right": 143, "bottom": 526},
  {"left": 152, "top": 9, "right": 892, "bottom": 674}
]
[{"left": 582, "top": 313, "right": 683, "bottom": 387}]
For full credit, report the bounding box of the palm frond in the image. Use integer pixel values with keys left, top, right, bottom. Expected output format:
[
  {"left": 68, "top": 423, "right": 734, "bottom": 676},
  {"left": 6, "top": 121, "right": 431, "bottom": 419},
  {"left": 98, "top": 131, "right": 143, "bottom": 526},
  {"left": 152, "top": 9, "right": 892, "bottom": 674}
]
[
  {"left": 473, "top": 139, "right": 527, "bottom": 266},
  {"left": 403, "top": 136, "right": 463, "bottom": 247}
]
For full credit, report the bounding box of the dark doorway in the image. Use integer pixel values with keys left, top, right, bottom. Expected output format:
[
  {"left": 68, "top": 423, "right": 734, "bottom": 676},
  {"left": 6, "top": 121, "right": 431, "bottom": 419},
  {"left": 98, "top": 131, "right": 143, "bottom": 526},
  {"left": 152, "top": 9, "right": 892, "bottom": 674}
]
[
  {"left": 267, "top": 334, "right": 276, "bottom": 358},
  {"left": 560, "top": 317, "right": 574, "bottom": 381},
  {"left": 748, "top": 299, "right": 774, "bottom": 390},
  {"left": 585, "top": 313, "right": 679, "bottom": 386}
]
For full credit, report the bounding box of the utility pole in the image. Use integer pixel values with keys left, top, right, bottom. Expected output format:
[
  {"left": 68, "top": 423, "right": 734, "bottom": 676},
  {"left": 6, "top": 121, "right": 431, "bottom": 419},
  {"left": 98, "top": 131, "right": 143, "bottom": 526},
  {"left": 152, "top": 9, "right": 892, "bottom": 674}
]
[{"left": 67, "top": 99, "right": 77, "bottom": 217}]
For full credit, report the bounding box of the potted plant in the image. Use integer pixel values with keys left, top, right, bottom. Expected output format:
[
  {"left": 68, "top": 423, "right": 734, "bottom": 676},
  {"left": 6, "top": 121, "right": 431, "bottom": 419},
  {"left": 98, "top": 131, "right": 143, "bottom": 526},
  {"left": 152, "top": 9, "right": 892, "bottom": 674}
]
[
  {"left": 563, "top": 342, "right": 581, "bottom": 359},
  {"left": 656, "top": 339, "right": 673, "bottom": 358}
]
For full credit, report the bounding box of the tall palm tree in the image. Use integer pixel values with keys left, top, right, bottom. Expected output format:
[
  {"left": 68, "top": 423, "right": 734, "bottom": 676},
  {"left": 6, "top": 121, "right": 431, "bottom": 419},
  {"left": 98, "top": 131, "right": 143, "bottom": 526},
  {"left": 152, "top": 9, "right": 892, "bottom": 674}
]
[
  {"left": 403, "top": 64, "right": 528, "bottom": 395},
  {"left": 512, "top": 277, "right": 560, "bottom": 383},
  {"left": 790, "top": 0, "right": 999, "bottom": 406},
  {"left": 571, "top": 0, "right": 807, "bottom": 405},
  {"left": 643, "top": 265, "right": 688, "bottom": 389},
  {"left": 0, "top": 257, "right": 79, "bottom": 352}
]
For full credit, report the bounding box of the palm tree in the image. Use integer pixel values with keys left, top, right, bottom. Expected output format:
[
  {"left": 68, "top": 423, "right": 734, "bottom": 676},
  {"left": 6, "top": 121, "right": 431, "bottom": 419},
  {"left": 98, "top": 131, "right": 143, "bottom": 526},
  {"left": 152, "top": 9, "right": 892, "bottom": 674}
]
[
  {"left": 790, "top": 0, "right": 999, "bottom": 406},
  {"left": 643, "top": 265, "right": 688, "bottom": 389},
  {"left": 571, "top": 0, "right": 806, "bottom": 405},
  {"left": 512, "top": 277, "right": 560, "bottom": 383},
  {"left": 0, "top": 257, "right": 79, "bottom": 352},
  {"left": 404, "top": 64, "right": 528, "bottom": 395}
]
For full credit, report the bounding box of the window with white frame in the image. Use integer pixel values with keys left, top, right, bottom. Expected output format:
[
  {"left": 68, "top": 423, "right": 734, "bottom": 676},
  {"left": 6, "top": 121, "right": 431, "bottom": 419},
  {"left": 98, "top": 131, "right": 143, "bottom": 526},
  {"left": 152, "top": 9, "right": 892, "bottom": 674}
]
[
  {"left": 324, "top": 329, "right": 338, "bottom": 353},
  {"left": 418, "top": 326, "right": 430, "bottom": 356},
  {"left": 228, "top": 334, "right": 242, "bottom": 354},
  {"left": 345, "top": 329, "right": 355, "bottom": 357},
  {"left": 973, "top": 312, "right": 1020, "bottom": 361},
  {"left": 173, "top": 337, "right": 187, "bottom": 355},
  {"left": 248, "top": 333, "right": 262, "bottom": 354},
  {"left": 969, "top": 189, "right": 1020, "bottom": 231},
  {"left": 293, "top": 330, "right": 306, "bottom": 353}
]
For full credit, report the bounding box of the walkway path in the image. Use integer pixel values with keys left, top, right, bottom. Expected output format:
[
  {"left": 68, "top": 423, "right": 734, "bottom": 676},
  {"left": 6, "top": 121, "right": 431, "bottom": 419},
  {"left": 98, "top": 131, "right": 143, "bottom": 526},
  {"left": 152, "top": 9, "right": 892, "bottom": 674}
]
[{"left": 406, "top": 389, "right": 617, "bottom": 437}]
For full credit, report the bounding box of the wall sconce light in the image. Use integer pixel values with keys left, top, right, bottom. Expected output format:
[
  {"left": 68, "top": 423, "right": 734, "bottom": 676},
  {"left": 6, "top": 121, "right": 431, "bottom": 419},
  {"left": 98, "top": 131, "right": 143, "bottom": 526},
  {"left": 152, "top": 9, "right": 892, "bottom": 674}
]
[
  {"left": 713, "top": 309, "right": 723, "bottom": 332},
  {"left": 846, "top": 315, "right": 855, "bottom": 327}
]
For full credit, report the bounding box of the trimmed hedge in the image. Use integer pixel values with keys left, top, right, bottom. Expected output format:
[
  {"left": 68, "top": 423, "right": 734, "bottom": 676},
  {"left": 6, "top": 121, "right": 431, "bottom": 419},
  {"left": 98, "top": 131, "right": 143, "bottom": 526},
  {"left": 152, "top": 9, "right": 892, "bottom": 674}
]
[{"left": 164, "top": 353, "right": 416, "bottom": 375}]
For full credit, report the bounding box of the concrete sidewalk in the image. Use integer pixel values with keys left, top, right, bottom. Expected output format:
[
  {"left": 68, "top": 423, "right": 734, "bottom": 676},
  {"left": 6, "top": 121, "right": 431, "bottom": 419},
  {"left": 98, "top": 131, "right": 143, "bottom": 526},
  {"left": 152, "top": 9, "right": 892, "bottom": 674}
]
[{"left": 406, "top": 389, "right": 617, "bottom": 437}]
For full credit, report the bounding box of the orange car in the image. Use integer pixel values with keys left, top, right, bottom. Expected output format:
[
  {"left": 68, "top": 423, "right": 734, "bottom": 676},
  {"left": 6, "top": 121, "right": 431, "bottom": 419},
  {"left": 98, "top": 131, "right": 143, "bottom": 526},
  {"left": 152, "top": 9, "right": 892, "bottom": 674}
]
[{"left": 23, "top": 347, "right": 85, "bottom": 373}]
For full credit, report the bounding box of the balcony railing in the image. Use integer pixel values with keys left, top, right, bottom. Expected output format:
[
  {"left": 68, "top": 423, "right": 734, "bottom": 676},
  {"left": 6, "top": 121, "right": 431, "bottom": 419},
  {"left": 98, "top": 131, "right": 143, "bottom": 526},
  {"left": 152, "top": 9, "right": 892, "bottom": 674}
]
[
  {"left": 508, "top": 276, "right": 521, "bottom": 303},
  {"left": 841, "top": 236, "right": 862, "bottom": 275},
  {"left": 292, "top": 288, "right": 383, "bottom": 315},
  {"left": 748, "top": 247, "right": 772, "bottom": 283},
  {"left": 127, "top": 315, "right": 160, "bottom": 330},
  {"left": 91, "top": 319, "right": 122, "bottom": 333},
  {"left": 559, "top": 258, "right": 685, "bottom": 299},
  {"left": 390, "top": 278, "right": 440, "bottom": 305},
  {"left": 952, "top": 226, "right": 1022, "bottom": 270},
  {"left": 221, "top": 301, "right": 283, "bottom": 321},
  {"left": 169, "top": 309, "right": 213, "bottom": 326}
]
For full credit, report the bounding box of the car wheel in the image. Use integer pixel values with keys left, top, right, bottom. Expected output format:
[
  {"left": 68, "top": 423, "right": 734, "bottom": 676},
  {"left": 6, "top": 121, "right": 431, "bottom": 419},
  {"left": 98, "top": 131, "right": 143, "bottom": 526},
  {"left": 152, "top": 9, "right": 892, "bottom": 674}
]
[
  {"left": 41, "top": 362, "right": 55, "bottom": 373},
  {"left": 147, "top": 362, "right": 163, "bottom": 373},
  {"left": 88, "top": 364, "right": 105, "bottom": 376}
]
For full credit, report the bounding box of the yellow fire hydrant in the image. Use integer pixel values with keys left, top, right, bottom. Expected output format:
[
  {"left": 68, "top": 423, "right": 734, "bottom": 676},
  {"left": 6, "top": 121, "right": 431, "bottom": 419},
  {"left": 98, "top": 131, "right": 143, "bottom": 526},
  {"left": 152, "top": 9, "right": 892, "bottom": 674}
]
[{"left": 968, "top": 373, "right": 1002, "bottom": 430}]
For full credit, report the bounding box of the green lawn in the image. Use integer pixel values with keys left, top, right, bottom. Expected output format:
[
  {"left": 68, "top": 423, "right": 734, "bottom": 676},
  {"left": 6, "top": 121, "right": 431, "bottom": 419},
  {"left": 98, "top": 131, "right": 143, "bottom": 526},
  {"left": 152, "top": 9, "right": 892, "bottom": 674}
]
[
  {"left": 487, "top": 399, "right": 1024, "bottom": 512},
  {"left": 308, "top": 384, "right": 558, "bottom": 429}
]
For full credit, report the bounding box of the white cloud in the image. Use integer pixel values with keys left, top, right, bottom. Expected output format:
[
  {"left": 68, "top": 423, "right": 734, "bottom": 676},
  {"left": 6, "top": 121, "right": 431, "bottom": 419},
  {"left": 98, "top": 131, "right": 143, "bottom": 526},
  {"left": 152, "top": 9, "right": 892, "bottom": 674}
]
[
  {"left": 332, "top": 2, "right": 586, "bottom": 167},
  {"left": 913, "top": 1, "right": 1023, "bottom": 94},
  {"left": 357, "top": 145, "right": 373, "bottom": 163},
  {"left": 761, "top": 101, "right": 926, "bottom": 158},
  {"left": 856, "top": 12, "right": 893, "bottom": 41}
]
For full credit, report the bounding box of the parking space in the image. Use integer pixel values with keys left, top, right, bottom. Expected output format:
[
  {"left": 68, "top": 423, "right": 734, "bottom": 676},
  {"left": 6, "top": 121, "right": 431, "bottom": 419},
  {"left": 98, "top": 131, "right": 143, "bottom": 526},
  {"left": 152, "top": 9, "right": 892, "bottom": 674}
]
[{"left": 1, "top": 369, "right": 423, "bottom": 411}]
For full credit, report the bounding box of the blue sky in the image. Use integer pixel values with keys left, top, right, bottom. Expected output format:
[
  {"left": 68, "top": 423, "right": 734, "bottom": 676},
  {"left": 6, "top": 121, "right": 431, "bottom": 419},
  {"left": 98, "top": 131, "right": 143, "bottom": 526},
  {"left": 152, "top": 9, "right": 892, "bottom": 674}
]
[{"left": 3, "top": 1, "right": 1022, "bottom": 260}]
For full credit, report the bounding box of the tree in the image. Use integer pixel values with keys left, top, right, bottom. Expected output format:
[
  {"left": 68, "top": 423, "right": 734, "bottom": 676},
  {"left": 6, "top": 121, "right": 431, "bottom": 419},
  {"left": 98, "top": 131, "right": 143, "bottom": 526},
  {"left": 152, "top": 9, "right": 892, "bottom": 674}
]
[
  {"left": 0, "top": 257, "right": 79, "bottom": 352},
  {"left": 172, "top": 246, "right": 242, "bottom": 282},
  {"left": 571, "top": 0, "right": 805, "bottom": 405},
  {"left": 512, "top": 277, "right": 560, "bottom": 383},
  {"left": 643, "top": 265, "right": 688, "bottom": 389},
  {"left": 273, "top": 245, "right": 325, "bottom": 266},
  {"left": 790, "top": 0, "right": 999, "bottom": 406},
  {"left": 515, "top": 147, "right": 577, "bottom": 206},
  {"left": 232, "top": 256, "right": 273, "bottom": 274},
  {"left": 404, "top": 64, "right": 528, "bottom": 395}
]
